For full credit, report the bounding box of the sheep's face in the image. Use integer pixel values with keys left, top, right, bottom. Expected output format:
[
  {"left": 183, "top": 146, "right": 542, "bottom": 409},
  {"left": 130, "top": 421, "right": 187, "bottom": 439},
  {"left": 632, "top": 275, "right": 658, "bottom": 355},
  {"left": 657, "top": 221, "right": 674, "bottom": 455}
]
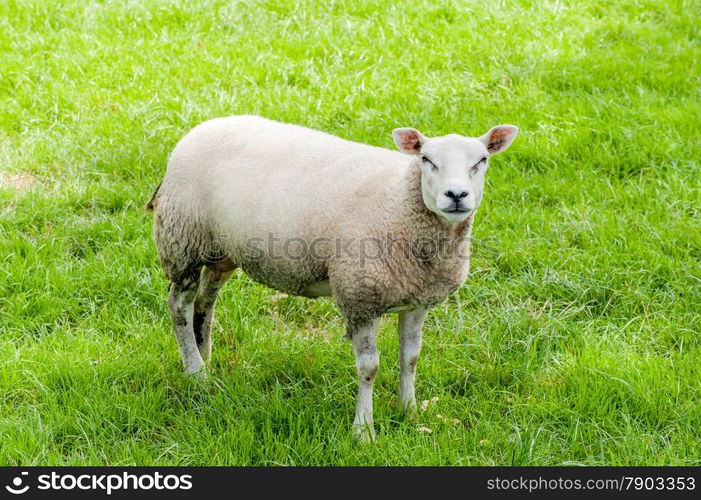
[{"left": 392, "top": 125, "right": 518, "bottom": 224}]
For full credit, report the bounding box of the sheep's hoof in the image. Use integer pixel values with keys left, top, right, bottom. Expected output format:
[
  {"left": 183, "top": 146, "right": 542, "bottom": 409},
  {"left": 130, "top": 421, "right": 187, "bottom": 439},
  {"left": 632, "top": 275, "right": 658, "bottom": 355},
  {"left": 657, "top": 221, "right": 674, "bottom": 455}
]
[
  {"left": 403, "top": 408, "right": 418, "bottom": 423},
  {"left": 352, "top": 423, "right": 376, "bottom": 443},
  {"left": 186, "top": 367, "right": 207, "bottom": 381},
  {"left": 401, "top": 400, "right": 418, "bottom": 422}
]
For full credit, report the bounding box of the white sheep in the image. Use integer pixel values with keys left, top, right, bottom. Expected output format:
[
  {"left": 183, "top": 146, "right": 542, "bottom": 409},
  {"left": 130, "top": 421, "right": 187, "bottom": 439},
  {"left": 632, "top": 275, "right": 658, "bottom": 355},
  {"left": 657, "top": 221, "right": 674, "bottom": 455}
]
[{"left": 148, "top": 115, "right": 517, "bottom": 440}]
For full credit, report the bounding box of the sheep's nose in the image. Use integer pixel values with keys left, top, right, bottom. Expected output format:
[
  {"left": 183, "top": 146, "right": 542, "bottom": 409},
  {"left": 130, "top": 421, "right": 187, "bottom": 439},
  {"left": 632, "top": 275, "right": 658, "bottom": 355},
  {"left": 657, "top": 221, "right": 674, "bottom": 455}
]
[{"left": 445, "top": 190, "right": 468, "bottom": 201}]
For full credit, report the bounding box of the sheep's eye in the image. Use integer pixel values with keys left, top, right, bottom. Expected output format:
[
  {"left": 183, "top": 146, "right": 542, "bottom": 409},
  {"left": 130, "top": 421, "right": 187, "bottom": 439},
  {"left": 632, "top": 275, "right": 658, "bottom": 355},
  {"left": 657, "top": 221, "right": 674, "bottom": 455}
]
[
  {"left": 421, "top": 155, "right": 438, "bottom": 171},
  {"left": 471, "top": 157, "right": 488, "bottom": 173}
]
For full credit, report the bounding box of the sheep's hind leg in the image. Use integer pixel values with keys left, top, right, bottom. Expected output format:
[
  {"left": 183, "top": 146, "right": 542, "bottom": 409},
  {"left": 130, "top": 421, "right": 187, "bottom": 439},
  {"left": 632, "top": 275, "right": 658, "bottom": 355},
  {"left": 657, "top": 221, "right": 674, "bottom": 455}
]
[
  {"left": 193, "top": 260, "right": 235, "bottom": 362},
  {"left": 168, "top": 277, "right": 205, "bottom": 378},
  {"left": 350, "top": 318, "right": 380, "bottom": 442},
  {"left": 398, "top": 307, "right": 427, "bottom": 420}
]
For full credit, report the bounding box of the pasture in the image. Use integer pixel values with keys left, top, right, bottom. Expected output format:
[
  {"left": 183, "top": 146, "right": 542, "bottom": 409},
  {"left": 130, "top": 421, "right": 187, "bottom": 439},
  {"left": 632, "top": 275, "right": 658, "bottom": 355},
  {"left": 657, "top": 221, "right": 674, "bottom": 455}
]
[{"left": 0, "top": 0, "right": 699, "bottom": 465}]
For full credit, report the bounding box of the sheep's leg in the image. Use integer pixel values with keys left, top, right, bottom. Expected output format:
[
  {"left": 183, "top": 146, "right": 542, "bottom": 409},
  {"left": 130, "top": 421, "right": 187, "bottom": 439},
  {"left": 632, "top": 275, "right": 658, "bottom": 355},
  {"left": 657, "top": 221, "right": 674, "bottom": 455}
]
[
  {"left": 194, "top": 262, "right": 235, "bottom": 361},
  {"left": 398, "top": 307, "right": 427, "bottom": 420},
  {"left": 168, "top": 279, "right": 205, "bottom": 378},
  {"left": 350, "top": 318, "right": 380, "bottom": 442}
]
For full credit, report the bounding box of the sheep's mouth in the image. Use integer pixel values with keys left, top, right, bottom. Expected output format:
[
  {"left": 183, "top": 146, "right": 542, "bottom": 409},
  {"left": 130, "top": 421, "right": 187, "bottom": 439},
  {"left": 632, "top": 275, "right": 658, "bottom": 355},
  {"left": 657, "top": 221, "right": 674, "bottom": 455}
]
[{"left": 444, "top": 207, "right": 468, "bottom": 214}]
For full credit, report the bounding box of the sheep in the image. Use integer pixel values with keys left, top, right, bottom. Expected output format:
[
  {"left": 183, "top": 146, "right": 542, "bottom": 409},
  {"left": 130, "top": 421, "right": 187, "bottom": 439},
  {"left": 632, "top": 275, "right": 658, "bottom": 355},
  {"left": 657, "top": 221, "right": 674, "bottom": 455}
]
[{"left": 148, "top": 115, "right": 517, "bottom": 441}]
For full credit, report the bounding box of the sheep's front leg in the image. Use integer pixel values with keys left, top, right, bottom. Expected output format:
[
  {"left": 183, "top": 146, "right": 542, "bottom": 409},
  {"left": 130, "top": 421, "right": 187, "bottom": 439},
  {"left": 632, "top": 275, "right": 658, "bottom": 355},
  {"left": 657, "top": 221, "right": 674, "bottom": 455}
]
[
  {"left": 168, "top": 280, "right": 205, "bottom": 378},
  {"left": 398, "top": 307, "right": 427, "bottom": 420},
  {"left": 350, "top": 318, "right": 380, "bottom": 442}
]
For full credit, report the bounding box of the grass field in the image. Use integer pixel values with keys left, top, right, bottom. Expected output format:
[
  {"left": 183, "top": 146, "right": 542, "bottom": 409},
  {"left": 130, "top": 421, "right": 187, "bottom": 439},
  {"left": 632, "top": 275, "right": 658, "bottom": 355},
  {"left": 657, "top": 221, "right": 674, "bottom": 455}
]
[{"left": 1, "top": 0, "right": 700, "bottom": 465}]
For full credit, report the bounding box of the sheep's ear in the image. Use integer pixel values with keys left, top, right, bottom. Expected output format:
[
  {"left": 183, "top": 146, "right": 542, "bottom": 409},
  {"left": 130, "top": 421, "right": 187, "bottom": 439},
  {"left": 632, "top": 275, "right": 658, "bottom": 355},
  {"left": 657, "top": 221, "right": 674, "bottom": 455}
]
[
  {"left": 392, "top": 128, "right": 426, "bottom": 155},
  {"left": 479, "top": 125, "right": 518, "bottom": 155}
]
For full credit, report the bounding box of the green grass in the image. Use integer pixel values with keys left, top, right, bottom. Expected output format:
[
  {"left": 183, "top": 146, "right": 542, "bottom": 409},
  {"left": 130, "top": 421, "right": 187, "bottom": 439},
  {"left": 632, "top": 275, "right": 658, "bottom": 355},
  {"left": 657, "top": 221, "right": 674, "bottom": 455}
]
[{"left": 1, "top": 0, "right": 699, "bottom": 465}]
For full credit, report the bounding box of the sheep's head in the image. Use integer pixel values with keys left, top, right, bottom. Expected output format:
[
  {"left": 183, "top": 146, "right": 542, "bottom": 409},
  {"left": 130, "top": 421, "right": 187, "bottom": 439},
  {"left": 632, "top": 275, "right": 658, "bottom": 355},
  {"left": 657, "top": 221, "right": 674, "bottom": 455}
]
[{"left": 392, "top": 125, "right": 518, "bottom": 224}]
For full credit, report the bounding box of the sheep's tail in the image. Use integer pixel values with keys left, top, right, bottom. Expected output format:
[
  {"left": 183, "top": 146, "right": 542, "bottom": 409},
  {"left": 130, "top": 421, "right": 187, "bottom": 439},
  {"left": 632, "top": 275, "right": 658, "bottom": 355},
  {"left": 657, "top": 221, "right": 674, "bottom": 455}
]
[{"left": 145, "top": 182, "right": 161, "bottom": 211}]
